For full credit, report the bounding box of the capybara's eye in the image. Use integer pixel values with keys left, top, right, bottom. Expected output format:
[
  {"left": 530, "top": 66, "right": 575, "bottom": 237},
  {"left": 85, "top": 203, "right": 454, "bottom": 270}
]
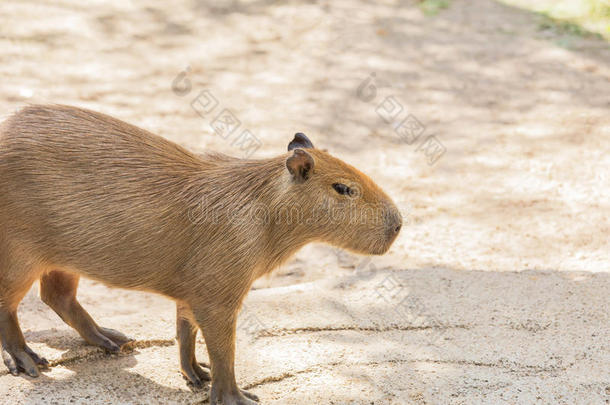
[
  {"left": 348, "top": 186, "right": 359, "bottom": 198},
  {"left": 332, "top": 183, "right": 351, "bottom": 196}
]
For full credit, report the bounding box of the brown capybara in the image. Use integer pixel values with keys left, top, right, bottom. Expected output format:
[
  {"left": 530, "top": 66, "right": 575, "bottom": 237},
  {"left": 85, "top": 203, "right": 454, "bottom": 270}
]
[{"left": 0, "top": 104, "right": 401, "bottom": 405}]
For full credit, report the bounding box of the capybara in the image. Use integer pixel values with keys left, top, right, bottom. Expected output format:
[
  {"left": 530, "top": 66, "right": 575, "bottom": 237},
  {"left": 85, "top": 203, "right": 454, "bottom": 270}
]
[{"left": 0, "top": 105, "right": 401, "bottom": 404}]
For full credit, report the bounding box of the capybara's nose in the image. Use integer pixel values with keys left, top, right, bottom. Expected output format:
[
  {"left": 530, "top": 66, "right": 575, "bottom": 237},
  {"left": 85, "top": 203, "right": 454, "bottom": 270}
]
[{"left": 385, "top": 207, "right": 402, "bottom": 240}]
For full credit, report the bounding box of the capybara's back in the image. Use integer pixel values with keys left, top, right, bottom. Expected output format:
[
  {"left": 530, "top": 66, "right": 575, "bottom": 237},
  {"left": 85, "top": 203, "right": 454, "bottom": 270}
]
[{"left": 0, "top": 105, "right": 205, "bottom": 293}]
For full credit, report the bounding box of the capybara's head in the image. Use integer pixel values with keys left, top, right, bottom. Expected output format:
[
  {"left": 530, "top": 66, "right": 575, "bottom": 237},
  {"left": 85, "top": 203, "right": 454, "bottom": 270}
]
[{"left": 282, "top": 133, "right": 401, "bottom": 255}]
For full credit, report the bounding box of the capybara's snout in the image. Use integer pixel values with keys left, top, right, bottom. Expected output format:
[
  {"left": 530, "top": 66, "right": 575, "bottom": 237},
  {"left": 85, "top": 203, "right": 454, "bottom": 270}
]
[
  {"left": 371, "top": 201, "right": 401, "bottom": 255},
  {"left": 384, "top": 203, "right": 402, "bottom": 244}
]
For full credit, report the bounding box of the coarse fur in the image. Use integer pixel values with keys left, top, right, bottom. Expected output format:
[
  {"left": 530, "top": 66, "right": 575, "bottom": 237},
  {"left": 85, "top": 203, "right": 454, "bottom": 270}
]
[{"left": 0, "top": 105, "right": 401, "bottom": 405}]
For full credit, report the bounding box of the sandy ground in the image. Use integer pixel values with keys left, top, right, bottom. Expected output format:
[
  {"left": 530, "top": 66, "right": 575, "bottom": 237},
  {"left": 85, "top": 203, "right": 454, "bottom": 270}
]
[{"left": 0, "top": 0, "right": 609, "bottom": 404}]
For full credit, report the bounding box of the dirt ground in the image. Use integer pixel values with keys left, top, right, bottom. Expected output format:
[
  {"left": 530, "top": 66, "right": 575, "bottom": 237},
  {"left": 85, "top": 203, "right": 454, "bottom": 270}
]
[{"left": 0, "top": 0, "right": 608, "bottom": 404}]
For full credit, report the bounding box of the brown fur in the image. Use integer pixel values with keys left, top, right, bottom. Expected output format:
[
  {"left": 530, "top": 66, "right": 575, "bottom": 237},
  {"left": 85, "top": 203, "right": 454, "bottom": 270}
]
[{"left": 0, "top": 105, "right": 401, "bottom": 405}]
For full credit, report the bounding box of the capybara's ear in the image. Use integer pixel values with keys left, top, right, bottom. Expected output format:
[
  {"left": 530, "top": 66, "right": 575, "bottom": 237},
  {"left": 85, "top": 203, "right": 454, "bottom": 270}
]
[
  {"left": 288, "top": 133, "right": 314, "bottom": 151},
  {"left": 286, "top": 149, "right": 314, "bottom": 183}
]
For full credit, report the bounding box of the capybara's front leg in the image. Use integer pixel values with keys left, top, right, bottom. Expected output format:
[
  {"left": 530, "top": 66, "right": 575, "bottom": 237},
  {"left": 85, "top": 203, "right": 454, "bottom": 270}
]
[{"left": 193, "top": 306, "right": 259, "bottom": 405}]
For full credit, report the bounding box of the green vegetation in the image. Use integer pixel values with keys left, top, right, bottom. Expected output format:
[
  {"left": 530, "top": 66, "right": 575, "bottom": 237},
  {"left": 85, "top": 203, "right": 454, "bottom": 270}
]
[
  {"left": 419, "top": 0, "right": 451, "bottom": 16},
  {"left": 499, "top": 0, "right": 610, "bottom": 40}
]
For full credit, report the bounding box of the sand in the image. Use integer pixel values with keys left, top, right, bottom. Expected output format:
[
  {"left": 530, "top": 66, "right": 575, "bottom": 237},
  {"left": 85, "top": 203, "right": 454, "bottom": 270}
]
[{"left": 0, "top": 0, "right": 608, "bottom": 403}]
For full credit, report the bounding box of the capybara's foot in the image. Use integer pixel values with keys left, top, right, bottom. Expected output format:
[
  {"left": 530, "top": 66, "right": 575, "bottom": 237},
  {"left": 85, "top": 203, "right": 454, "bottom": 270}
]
[
  {"left": 181, "top": 361, "right": 211, "bottom": 389},
  {"left": 98, "top": 327, "right": 135, "bottom": 350},
  {"left": 210, "top": 384, "right": 259, "bottom": 405},
  {"left": 241, "top": 389, "right": 259, "bottom": 402},
  {"left": 81, "top": 326, "right": 134, "bottom": 354},
  {"left": 2, "top": 344, "right": 48, "bottom": 377}
]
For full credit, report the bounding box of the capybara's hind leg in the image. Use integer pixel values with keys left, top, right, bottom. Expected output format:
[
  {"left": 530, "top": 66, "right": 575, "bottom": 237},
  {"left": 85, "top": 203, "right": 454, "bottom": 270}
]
[
  {"left": 177, "top": 302, "right": 211, "bottom": 388},
  {"left": 0, "top": 308, "right": 49, "bottom": 377},
  {"left": 40, "top": 270, "right": 134, "bottom": 353},
  {"left": 0, "top": 266, "right": 49, "bottom": 377}
]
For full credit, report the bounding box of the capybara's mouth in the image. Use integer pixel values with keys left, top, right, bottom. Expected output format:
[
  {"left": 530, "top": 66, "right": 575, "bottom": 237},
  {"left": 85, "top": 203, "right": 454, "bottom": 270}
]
[
  {"left": 376, "top": 229, "right": 400, "bottom": 255},
  {"left": 369, "top": 241, "right": 393, "bottom": 256}
]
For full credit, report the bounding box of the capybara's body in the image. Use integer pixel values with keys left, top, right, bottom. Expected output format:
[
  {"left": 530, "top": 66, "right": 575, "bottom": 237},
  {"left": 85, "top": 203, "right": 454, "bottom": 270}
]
[
  {"left": 1, "top": 105, "right": 272, "bottom": 300},
  {"left": 0, "top": 105, "right": 401, "bottom": 405}
]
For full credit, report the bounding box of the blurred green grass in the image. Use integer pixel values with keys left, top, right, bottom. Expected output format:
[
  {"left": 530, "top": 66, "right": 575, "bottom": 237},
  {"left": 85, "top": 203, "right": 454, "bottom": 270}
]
[
  {"left": 418, "top": 0, "right": 451, "bottom": 16},
  {"left": 499, "top": 0, "right": 610, "bottom": 40},
  {"left": 419, "top": 0, "right": 609, "bottom": 41}
]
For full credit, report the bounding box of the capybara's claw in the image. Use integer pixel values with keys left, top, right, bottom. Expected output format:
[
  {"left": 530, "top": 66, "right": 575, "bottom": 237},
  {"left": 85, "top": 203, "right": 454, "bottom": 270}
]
[
  {"left": 210, "top": 384, "right": 259, "bottom": 405},
  {"left": 2, "top": 349, "right": 20, "bottom": 376},
  {"left": 241, "top": 389, "right": 259, "bottom": 402},
  {"left": 2, "top": 346, "right": 44, "bottom": 377},
  {"left": 98, "top": 327, "right": 135, "bottom": 350},
  {"left": 97, "top": 336, "right": 122, "bottom": 354},
  {"left": 182, "top": 361, "right": 211, "bottom": 389},
  {"left": 182, "top": 373, "right": 204, "bottom": 390},
  {"left": 24, "top": 345, "right": 49, "bottom": 369},
  {"left": 193, "top": 362, "right": 211, "bottom": 382}
]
